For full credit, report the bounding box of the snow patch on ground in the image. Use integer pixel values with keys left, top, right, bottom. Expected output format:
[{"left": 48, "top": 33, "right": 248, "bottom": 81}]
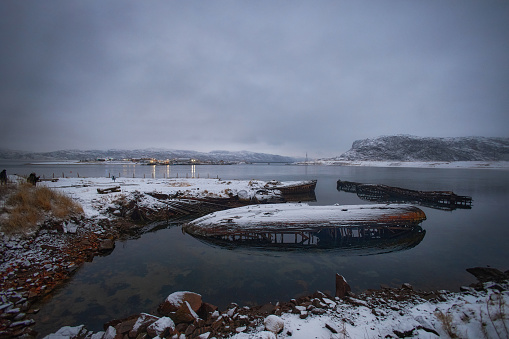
[
  {"left": 231, "top": 288, "right": 509, "bottom": 339},
  {"left": 39, "top": 177, "right": 304, "bottom": 219}
]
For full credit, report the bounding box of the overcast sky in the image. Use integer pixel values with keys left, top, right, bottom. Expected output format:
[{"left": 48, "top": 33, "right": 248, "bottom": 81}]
[{"left": 1, "top": 1, "right": 508, "bottom": 158}]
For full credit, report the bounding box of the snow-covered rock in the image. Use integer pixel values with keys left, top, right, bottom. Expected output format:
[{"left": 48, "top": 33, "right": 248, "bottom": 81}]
[
  {"left": 146, "top": 316, "right": 175, "bottom": 337},
  {"left": 102, "top": 326, "right": 116, "bottom": 339},
  {"left": 129, "top": 313, "right": 159, "bottom": 338},
  {"left": 42, "top": 325, "right": 89, "bottom": 339},
  {"left": 264, "top": 315, "right": 284, "bottom": 334},
  {"left": 159, "top": 291, "right": 202, "bottom": 315}
]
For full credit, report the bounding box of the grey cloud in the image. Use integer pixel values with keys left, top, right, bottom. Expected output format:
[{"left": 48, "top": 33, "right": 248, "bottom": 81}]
[{"left": 1, "top": 0, "right": 508, "bottom": 157}]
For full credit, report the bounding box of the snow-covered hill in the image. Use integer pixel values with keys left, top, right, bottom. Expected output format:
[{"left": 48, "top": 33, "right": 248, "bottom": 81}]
[
  {"left": 0, "top": 148, "right": 298, "bottom": 163},
  {"left": 333, "top": 135, "right": 509, "bottom": 161}
]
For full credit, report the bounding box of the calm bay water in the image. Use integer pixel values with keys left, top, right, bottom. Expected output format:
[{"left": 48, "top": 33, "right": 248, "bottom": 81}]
[{"left": 1, "top": 161, "right": 508, "bottom": 335}]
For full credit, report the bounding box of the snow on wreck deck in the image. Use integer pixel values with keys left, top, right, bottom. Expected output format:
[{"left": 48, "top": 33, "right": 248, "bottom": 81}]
[
  {"left": 183, "top": 203, "right": 426, "bottom": 237},
  {"left": 39, "top": 177, "right": 316, "bottom": 219}
]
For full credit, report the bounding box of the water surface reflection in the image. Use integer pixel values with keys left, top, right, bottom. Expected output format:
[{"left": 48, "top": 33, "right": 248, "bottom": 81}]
[{"left": 191, "top": 224, "right": 425, "bottom": 255}]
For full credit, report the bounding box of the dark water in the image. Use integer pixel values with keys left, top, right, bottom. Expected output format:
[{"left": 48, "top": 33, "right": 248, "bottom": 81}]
[{"left": 2, "top": 161, "right": 508, "bottom": 335}]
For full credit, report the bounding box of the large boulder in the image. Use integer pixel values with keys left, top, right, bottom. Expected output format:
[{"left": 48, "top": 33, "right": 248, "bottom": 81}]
[
  {"left": 466, "top": 267, "right": 509, "bottom": 283},
  {"left": 264, "top": 315, "right": 284, "bottom": 334},
  {"left": 158, "top": 291, "right": 202, "bottom": 315}
]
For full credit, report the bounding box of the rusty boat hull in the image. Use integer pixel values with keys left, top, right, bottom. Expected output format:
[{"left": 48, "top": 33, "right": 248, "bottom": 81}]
[
  {"left": 183, "top": 203, "right": 426, "bottom": 237},
  {"left": 183, "top": 203, "right": 426, "bottom": 254}
]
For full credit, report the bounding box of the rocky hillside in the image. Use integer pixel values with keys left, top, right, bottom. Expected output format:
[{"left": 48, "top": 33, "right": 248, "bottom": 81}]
[{"left": 335, "top": 135, "right": 509, "bottom": 161}]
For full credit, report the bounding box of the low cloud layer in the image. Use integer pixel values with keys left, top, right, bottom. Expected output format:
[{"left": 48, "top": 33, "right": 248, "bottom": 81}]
[{"left": 1, "top": 1, "right": 508, "bottom": 157}]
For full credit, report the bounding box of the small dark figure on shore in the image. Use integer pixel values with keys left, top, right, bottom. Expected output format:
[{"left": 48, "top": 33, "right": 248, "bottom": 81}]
[
  {"left": 112, "top": 175, "right": 116, "bottom": 182},
  {"left": 0, "top": 169, "right": 7, "bottom": 185},
  {"left": 27, "top": 172, "right": 40, "bottom": 186}
]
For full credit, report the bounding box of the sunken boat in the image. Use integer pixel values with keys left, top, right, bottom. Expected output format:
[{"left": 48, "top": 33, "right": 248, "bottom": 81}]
[
  {"left": 337, "top": 179, "right": 472, "bottom": 210},
  {"left": 183, "top": 203, "right": 427, "bottom": 253},
  {"left": 264, "top": 179, "right": 317, "bottom": 202},
  {"left": 265, "top": 179, "right": 317, "bottom": 194}
]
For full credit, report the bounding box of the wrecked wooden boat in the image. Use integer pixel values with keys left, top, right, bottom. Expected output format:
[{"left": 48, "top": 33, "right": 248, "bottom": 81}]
[
  {"left": 265, "top": 179, "right": 317, "bottom": 194},
  {"left": 183, "top": 203, "right": 426, "bottom": 235},
  {"left": 183, "top": 203, "right": 426, "bottom": 253},
  {"left": 337, "top": 179, "right": 472, "bottom": 210},
  {"left": 256, "top": 179, "right": 317, "bottom": 202},
  {"left": 142, "top": 180, "right": 318, "bottom": 221}
]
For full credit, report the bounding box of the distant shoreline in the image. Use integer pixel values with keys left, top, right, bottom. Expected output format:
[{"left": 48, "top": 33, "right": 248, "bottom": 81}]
[
  {"left": 2, "top": 159, "right": 509, "bottom": 170},
  {"left": 298, "top": 160, "right": 509, "bottom": 169}
]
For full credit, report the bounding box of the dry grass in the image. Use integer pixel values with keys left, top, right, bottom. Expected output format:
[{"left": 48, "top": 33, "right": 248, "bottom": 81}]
[
  {"left": 486, "top": 292, "right": 509, "bottom": 339},
  {"left": 1, "top": 183, "right": 83, "bottom": 235},
  {"left": 435, "top": 309, "right": 460, "bottom": 338}
]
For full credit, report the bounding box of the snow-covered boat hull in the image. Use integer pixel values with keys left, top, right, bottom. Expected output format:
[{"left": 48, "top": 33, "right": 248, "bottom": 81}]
[{"left": 183, "top": 203, "right": 426, "bottom": 237}]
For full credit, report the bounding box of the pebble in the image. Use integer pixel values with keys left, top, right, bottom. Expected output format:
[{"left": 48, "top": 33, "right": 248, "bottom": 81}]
[
  {"left": 13, "top": 312, "right": 26, "bottom": 321},
  {"left": 9, "top": 319, "right": 35, "bottom": 328},
  {"left": 0, "top": 303, "right": 12, "bottom": 311}
]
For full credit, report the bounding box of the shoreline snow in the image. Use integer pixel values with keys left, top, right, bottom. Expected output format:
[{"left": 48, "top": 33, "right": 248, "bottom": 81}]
[
  {"left": 300, "top": 160, "right": 509, "bottom": 169},
  {"left": 42, "top": 279, "right": 509, "bottom": 339},
  {"left": 38, "top": 177, "right": 307, "bottom": 219},
  {"left": 232, "top": 285, "right": 509, "bottom": 339}
]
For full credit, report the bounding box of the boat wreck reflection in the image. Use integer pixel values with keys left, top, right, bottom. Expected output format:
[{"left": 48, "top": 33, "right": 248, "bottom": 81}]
[
  {"left": 337, "top": 179, "right": 472, "bottom": 211},
  {"left": 183, "top": 203, "right": 426, "bottom": 254},
  {"left": 188, "top": 224, "right": 425, "bottom": 255}
]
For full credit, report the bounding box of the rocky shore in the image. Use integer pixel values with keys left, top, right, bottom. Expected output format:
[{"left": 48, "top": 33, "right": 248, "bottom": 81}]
[
  {"left": 1, "top": 177, "right": 508, "bottom": 338},
  {"left": 42, "top": 268, "right": 509, "bottom": 339},
  {"left": 0, "top": 217, "right": 122, "bottom": 338}
]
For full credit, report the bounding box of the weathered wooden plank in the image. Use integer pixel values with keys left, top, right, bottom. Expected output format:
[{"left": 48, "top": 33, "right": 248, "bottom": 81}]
[{"left": 97, "top": 186, "right": 121, "bottom": 194}]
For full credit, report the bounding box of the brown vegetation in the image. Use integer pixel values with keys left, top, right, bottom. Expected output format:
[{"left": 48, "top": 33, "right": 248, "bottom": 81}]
[
  {"left": 1, "top": 183, "right": 83, "bottom": 235},
  {"left": 435, "top": 309, "right": 460, "bottom": 338}
]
